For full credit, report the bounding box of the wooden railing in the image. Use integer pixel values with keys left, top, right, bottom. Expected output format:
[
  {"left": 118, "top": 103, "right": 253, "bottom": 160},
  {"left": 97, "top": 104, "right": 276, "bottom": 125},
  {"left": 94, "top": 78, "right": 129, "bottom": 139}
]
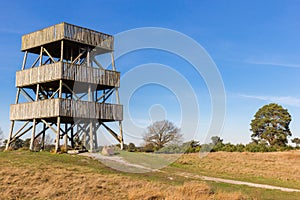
[
  {"left": 15, "top": 62, "right": 120, "bottom": 88},
  {"left": 22, "top": 22, "right": 113, "bottom": 51},
  {"left": 10, "top": 99, "right": 123, "bottom": 121}
]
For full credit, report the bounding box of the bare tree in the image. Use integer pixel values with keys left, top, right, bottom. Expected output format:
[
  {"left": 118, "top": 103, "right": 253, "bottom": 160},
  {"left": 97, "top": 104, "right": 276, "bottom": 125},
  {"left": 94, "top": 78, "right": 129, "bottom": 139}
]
[{"left": 143, "top": 120, "right": 182, "bottom": 150}]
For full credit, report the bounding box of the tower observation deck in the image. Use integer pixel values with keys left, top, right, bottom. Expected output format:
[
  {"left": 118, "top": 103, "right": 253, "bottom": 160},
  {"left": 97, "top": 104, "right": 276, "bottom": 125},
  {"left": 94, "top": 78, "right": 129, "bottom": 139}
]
[{"left": 6, "top": 22, "right": 124, "bottom": 152}]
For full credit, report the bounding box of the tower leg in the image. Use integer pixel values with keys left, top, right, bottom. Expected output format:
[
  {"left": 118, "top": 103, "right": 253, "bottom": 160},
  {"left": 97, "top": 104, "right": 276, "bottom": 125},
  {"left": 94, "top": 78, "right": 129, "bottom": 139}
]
[
  {"left": 119, "top": 121, "right": 124, "bottom": 150},
  {"left": 41, "top": 123, "right": 45, "bottom": 151},
  {"left": 5, "top": 121, "right": 15, "bottom": 150},
  {"left": 29, "top": 119, "right": 37, "bottom": 151},
  {"left": 71, "top": 125, "right": 74, "bottom": 148},
  {"left": 6, "top": 87, "right": 21, "bottom": 150},
  {"left": 64, "top": 124, "right": 68, "bottom": 151},
  {"left": 55, "top": 117, "right": 61, "bottom": 153},
  {"left": 89, "top": 121, "right": 94, "bottom": 152}
]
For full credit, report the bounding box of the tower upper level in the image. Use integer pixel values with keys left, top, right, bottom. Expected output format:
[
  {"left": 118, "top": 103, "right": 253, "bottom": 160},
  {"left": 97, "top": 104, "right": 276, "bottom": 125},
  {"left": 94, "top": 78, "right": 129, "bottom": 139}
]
[{"left": 22, "top": 22, "right": 113, "bottom": 59}]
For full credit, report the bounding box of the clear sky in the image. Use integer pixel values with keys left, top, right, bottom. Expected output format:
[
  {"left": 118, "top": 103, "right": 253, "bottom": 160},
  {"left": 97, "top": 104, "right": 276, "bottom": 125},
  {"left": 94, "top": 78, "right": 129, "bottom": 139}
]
[{"left": 0, "top": 0, "right": 300, "bottom": 145}]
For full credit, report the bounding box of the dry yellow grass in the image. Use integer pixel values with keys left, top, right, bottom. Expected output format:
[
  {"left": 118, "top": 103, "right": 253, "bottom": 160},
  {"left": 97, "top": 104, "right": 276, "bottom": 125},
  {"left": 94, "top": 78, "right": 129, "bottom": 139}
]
[
  {"left": 0, "top": 152, "right": 247, "bottom": 200},
  {"left": 127, "top": 181, "right": 246, "bottom": 200},
  {"left": 176, "top": 151, "right": 300, "bottom": 184}
]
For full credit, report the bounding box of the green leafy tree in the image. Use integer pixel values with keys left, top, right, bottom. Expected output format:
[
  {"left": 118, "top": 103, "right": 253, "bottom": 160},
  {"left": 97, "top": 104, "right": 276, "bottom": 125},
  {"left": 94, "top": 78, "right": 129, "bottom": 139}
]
[
  {"left": 292, "top": 138, "right": 300, "bottom": 147},
  {"left": 250, "top": 103, "right": 292, "bottom": 146},
  {"left": 143, "top": 120, "right": 182, "bottom": 150}
]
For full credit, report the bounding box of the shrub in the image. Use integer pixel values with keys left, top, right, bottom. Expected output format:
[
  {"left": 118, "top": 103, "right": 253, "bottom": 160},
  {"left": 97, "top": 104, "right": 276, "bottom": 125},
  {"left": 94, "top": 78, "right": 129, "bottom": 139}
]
[
  {"left": 245, "top": 142, "right": 269, "bottom": 152},
  {"left": 143, "top": 143, "right": 155, "bottom": 152},
  {"left": 127, "top": 143, "right": 136, "bottom": 152},
  {"left": 235, "top": 144, "right": 245, "bottom": 152},
  {"left": 221, "top": 143, "right": 237, "bottom": 152},
  {"left": 156, "top": 144, "right": 184, "bottom": 153}
]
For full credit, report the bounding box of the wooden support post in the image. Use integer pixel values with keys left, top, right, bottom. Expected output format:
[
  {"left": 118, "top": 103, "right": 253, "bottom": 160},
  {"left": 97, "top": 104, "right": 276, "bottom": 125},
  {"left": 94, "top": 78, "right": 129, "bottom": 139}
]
[
  {"left": 71, "top": 125, "right": 74, "bottom": 148},
  {"left": 35, "top": 84, "right": 40, "bottom": 101},
  {"left": 70, "top": 48, "right": 73, "bottom": 63},
  {"left": 83, "top": 131, "right": 87, "bottom": 148},
  {"left": 55, "top": 117, "right": 61, "bottom": 153},
  {"left": 39, "top": 46, "right": 43, "bottom": 66},
  {"left": 43, "top": 48, "right": 56, "bottom": 63},
  {"left": 22, "top": 51, "right": 28, "bottom": 70},
  {"left": 29, "top": 119, "right": 37, "bottom": 151},
  {"left": 29, "top": 84, "right": 39, "bottom": 151},
  {"left": 88, "top": 82, "right": 94, "bottom": 152},
  {"left": 41, "top": 123, "right": 46, "bottom": 150},
  {"left": 5, "top": 121, "right": 15, "bottom": 150},
  {"left": 55, "top": 79, "right": 63, "bottom": 153},
  {"left": 60, "top": 40, "right": 64, "bottom": 62},
  {"left": 64, "top": 124, "right": 68, "bottom": 151},
  {"left": 87, "top": 47, "right": 90, "bottom": 66},
  {"left": 89, "top": 121, "right": 94, "bottom": 152}
]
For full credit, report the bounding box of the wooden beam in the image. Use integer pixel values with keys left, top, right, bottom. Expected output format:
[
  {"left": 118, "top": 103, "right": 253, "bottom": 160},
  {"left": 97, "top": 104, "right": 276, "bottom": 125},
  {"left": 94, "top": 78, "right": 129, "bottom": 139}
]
[
  {"left": 64, "top": 124, "right": 68, "bottom": 151},
  {"left": 96, "top": 88, "right": 113, "bottom": 102},
  {"left": 71, "top": 50, "right": 86, "bottom": 64},
  {"left": 21, "top": 51, "right": 28, "bottom": 70},
  {"left": 103, "top": 88, "right": 115, "bottom": 102},
  {"left": 59, "top": 80, "right": 62, "bottom": 98},
  {"left": 43, "top": 47, "right": 56, "bottom": 63},
  {"left": 41, "top": 119, "right": 57, "bottom": 134},
  {"left": 101, "top": 122, "right": 121, "bottom": 143},
  {"left": 92, "top": 57, "right": 104, "bottom": 69},
  {"left": 35, "top": 84, "right": 40, "bottom": 101},
  {"left": 20, "top": 88, "right": 34, "bottom": 102},
  {"left": 35, "top": 123, "right": 52, "bottom": 140},
  {"left": 39, "top": 46, "right": 43, "bottom": 66},
  {"left": 10, "top": 124, "right": 33, "bottom": 143},
  {"left": 62, "top": 82, "right": 79, "bottom": 99},
  {"left": 31, "top": 56, "right": 40, "bottom": 68},
  {"left": 60, "top": 40, "right": 64, "bottom": 62},
  {"left": 11, "top": 121, "right": 30, "bottom": 139},
  {"left": 49, "top": 87, "right": 60, "bottom": 99}
]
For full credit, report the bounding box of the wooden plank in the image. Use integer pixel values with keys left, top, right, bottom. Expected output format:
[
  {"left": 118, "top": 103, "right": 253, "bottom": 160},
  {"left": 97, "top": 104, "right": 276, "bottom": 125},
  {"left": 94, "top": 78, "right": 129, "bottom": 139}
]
[
  {"left": 10, "top": 98, "right": 123, "bottom": 121},
  {"left": 16, "top": 61, "right": 120, "bottom": 88},
  {"left": 22, "top": 23, "right": 113, "bottom": 52}
]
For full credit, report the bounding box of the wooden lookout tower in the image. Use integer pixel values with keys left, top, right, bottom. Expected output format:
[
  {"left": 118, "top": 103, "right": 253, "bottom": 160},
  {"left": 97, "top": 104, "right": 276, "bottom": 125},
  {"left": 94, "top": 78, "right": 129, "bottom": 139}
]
[{"left": 5, "top": 22, "right": 124, "bottom": 152}]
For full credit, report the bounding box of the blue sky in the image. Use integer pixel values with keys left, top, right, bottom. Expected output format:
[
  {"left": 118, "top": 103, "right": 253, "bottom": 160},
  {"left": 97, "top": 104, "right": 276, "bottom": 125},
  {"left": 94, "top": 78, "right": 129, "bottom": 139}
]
[{"left": 0, "top": 0, "right": 300, "bottom": 145}]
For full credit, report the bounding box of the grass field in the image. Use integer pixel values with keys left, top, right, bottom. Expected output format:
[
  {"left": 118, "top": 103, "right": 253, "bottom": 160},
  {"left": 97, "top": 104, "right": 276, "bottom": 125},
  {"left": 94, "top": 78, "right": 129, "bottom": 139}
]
[{"left": 0, "top": 150, "right": 299, "bottom": 199}]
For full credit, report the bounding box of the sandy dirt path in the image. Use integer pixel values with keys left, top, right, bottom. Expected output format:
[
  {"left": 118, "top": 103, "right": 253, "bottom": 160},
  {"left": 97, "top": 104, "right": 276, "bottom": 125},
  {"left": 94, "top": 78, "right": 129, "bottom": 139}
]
[
  {"left": 81, "top": 152, "right": 300, "bottom": 193},
  {"left": 177, "top": 172, "right": 300, "bottom": 192}
]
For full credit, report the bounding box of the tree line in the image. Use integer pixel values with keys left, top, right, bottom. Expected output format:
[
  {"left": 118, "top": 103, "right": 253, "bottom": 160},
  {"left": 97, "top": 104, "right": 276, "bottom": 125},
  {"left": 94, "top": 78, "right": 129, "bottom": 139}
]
[{"left": 125, "top": 103, "right": 300, "bottom": 153}]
